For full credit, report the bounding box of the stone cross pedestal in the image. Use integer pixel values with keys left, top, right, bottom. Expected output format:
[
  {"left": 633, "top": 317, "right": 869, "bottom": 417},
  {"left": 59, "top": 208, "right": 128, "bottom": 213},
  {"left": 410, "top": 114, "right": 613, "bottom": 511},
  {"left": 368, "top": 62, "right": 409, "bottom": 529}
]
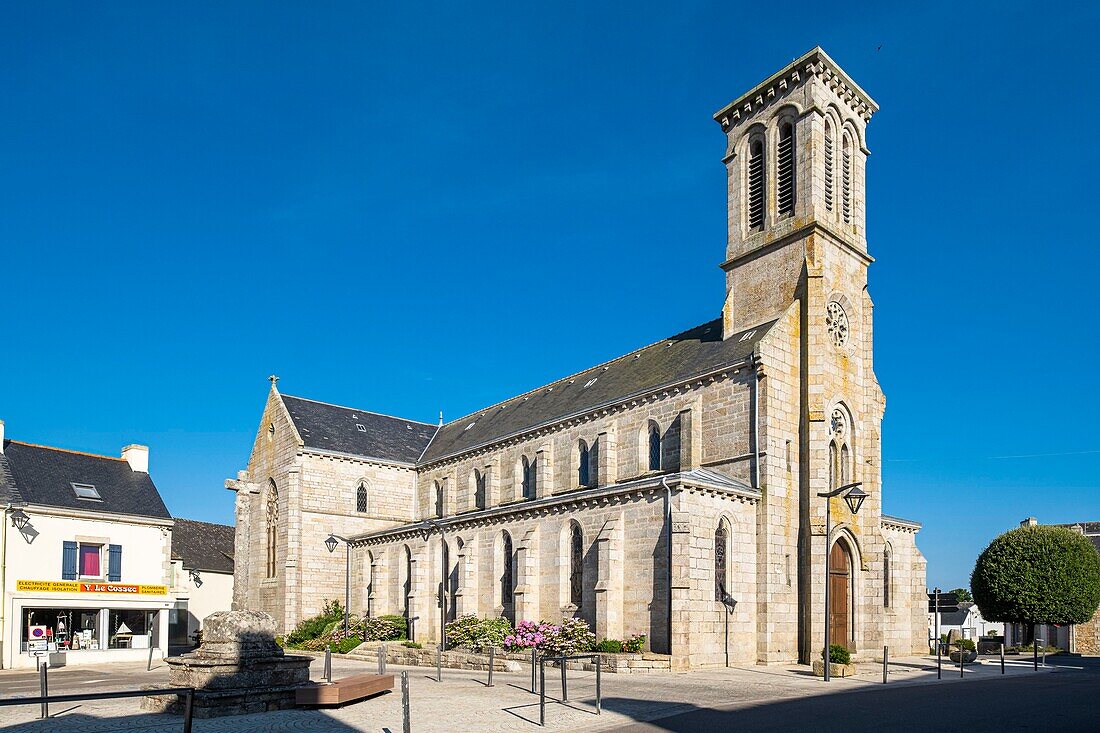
[{"left": 143, "top": 610, "right": 312, "bottom": 718}]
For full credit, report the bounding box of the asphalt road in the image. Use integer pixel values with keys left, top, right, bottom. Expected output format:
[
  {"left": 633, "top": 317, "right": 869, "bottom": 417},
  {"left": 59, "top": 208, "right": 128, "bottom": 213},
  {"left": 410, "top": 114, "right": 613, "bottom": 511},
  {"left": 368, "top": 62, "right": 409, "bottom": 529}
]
[{"left": 605, "top": 657, "right": 1100, "bottom": 733}]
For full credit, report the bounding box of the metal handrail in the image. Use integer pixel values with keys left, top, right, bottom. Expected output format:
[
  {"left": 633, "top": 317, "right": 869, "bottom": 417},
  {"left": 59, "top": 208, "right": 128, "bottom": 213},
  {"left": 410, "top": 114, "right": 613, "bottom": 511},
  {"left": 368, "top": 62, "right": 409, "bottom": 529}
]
[{"left": 0, "top": 686, "right": 196, "bottom": 733}]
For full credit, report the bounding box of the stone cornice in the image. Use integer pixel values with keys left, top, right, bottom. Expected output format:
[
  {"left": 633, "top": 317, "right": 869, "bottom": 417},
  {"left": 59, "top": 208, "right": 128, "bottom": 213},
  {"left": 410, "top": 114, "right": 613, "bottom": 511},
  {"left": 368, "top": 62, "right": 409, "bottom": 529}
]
[
  {"left": 713, "top": 47, "right": 878, "bottom": 132},
  {"left": 350, "top": 471, "right": 760, "bottom": 546},
  {"left": 881, "top": 514, "right": 921, "bottom": 533}
]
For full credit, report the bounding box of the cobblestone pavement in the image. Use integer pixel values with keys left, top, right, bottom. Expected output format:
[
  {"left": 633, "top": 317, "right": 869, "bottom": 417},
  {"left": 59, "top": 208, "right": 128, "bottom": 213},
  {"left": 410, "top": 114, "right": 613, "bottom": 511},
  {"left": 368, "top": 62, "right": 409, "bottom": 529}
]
[{"left": 0, "top": 655, "right": 1069, "bottom": 732}]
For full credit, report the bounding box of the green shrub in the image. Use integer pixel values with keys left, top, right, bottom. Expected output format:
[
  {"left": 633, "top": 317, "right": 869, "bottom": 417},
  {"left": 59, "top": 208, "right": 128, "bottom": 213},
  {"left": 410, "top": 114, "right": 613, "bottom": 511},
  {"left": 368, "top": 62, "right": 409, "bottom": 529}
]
[
  {"left": 821, "top": 644, "right": 851, "bottom": 665},
  {"left": 444, "top": 615, "right": 512, "bottom": 652},
  {"left": 379, "top": 615, "right": 409, "bottom": 640},
  {"left": 971, "top": 525, "right": 1100, "bottom": 626},
  {"left": 594, "top": 639, "right": 623, "bottom": 653},
  {"left": 402, "top": 641, "right": 422, "bottom": 649},
  {"left": 333, "top": 636, "right": 363, "bottom": 654},
  {"left": 622, "top": 633, "right": 646, "bottom": 653},
  {"left": 360, "top": 616, "right": 401, "bottom": 642},
  {"left": 285, "top": 600, "right": 345, "bottom": 645},
  {"left": 954, "top": 638, "right": 976, "bottom": 652}
]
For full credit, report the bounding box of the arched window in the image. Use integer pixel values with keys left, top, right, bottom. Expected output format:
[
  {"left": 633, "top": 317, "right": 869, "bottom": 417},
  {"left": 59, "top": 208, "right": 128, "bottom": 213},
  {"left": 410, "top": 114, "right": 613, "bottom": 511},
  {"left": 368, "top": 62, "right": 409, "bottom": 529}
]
[
  {"left": 433, "top": 481, "right": 444, "bottom": 518},
  {"left": 266, "top": 479, "right": 279, "bottom": 578},
  {"left": 402, "top": 545, "right": 413, "bottom": 631},
  {"left": 824, "top": 120, "right": 835, "bottom": 212},
  {"left": 578, "top": 441, "right": 590, "bottom": 487},
  {"left": 570, "top": 522, "right": 584, "bottom": 608},
  {"left": 714, "top": 521, "right": 729, "bottom": 602},
  {"left": 777, "top": 121, "right": 795, "bottom": 217},
  {"left": 842, "top": 133, "right": 853, "bottom": 224},
  {"left": 883, "top": 544, "right": 892, "bottom": 608},
  {"left": 840, "top": 444, "right": 851, "bottom": 485},
  {"left": 747, "top": 138, "right": 766, "bottom": 229},
  {"left": 474, "top": 469, "right": 486, "bottom": 510},
  {"left": 648, "top": 423, "right": 662, "bottom": 472},
  {"left": 501, "top": 532, "right": 514, "bottom": 606},
  {"left": 521, "top": 456, "right": 535, "bottom": 499},
  {"left": 356, "top": 482, "right": 369, "bottom": 513},
  {"left": 828, "top": 441, "right": 839, "bottom": 491}
]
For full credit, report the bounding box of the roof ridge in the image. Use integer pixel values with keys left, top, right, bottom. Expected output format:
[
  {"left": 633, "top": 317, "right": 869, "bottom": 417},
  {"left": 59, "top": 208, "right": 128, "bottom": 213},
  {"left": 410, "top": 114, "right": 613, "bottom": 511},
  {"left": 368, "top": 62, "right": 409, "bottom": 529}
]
[
  {"left": 173, "top": 516, "right": 234, "bottom": 530},
  {"left": 8, "top": 440, "right": 126, "bottom": 462},
  {"left": 440, "top": 316, "right": 724, "bottom": 427},
  {"left": 280, "top": 394, "right": 436, "bottom": 428}
]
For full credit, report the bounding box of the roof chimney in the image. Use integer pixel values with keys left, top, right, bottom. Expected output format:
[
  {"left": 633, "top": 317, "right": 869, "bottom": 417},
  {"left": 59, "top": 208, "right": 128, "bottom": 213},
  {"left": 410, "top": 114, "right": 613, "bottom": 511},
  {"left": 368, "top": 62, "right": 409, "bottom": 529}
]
[
  {"left": 122, "top": 444, "right": 149, "bottom": 473},
  {"left": 1020, "top": 517, "right": 1038, "bottom": 527},
  {"left": 0, "top": 419, "right": 5, "bottom": 453}
]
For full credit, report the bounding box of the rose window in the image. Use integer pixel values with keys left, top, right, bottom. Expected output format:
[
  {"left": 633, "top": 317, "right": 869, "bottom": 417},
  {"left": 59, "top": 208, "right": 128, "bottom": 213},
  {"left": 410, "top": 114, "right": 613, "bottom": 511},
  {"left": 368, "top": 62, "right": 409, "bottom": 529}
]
[{"left": 826, "top": 301, "right": 849, "bottom": 347}]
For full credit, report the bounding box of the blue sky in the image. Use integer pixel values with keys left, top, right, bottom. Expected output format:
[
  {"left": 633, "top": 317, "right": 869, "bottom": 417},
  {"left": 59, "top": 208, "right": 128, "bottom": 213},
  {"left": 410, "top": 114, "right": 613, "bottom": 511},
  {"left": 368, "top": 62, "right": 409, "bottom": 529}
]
[{"left": 1, "top": 1, "right": 1097, "bottom": 591}]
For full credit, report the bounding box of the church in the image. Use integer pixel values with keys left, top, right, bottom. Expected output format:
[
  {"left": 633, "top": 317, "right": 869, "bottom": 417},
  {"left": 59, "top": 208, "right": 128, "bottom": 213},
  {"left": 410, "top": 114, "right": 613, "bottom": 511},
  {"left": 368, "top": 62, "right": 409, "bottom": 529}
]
[{"left": 228, "top": 47, "right": 927, "bottom": 668}]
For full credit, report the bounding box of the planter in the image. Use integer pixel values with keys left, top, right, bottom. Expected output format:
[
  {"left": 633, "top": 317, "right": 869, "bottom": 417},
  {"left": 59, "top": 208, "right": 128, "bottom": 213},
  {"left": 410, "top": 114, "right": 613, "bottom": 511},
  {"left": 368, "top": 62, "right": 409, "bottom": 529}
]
[
  {"left": 812, "top": 659, "right": 857, "bottom": 678},
  {"left": 948, "top": 650, "right": 978, "bottom": 663}
]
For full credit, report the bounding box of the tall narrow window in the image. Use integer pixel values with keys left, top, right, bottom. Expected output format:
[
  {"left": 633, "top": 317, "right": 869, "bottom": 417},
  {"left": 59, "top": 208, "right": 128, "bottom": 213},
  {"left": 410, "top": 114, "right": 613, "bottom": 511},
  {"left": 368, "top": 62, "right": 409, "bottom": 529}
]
[
  {"left": 266, "top": 479, "right": 279, "bottom": 578},
  {"left": 883, "top": 545, "right": 892, "bottom": 608},
  {"left": 521, "top": 456, "right": 535, "bottom": 499},
  {"left": 474, "top": 469, "right": 486, "bottom": 510},
  {"left": 828, "top": 442, "right": 838, "bottom": 491},
  {"left": 402, "top": 545, "right": 412, "bottom": 626},
  {"left": 578, "top": 441, "right": 590, "bottom": 487},
  {"left": 748, "top": 139, "right": 765, "bottom": 229},
  {"left": 570, "top": 523, "right": 583, "bottom": 608},
  {"left": 777, "top": 121, "right": 795, "bottom": 217},
  {"left": 824, "top": 121, "right": 835, "bottom": 212},
  {"left": 714, "top": 523, "right": 729, "bottom": 602},
  {"left": 841, "top": 444, "right": 851, "bottom": 485},
  {"left": 648, "top": 424, "right": 662, "bottom": 471},
  {"left": 434, "top": 481, "right": 444, "bottom": 518},
  {"left": 842, "top": 133, "right": 852, "bottom": 224},
  {"left": 356, "top": 482, "right": 369, "bottom": 513},
  {"left": 501, "top": 532, "right": 514, "bottom": 605}
]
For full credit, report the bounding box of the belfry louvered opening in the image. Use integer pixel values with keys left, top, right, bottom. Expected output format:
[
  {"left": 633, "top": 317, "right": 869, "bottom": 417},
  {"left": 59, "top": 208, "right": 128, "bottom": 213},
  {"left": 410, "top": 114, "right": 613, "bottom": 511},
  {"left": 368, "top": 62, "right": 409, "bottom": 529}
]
[
  {"left": 842, "top": 133, "right": 853, "bottom": 224},
  {"left": 777, "top": 121, "right": 795, "bottom": 217},
  {"left": 824, "top": 122, "right": 834, "bottom": 211},
  {"left": 747, "top": 139, "right": 765, "bottom": 230}
]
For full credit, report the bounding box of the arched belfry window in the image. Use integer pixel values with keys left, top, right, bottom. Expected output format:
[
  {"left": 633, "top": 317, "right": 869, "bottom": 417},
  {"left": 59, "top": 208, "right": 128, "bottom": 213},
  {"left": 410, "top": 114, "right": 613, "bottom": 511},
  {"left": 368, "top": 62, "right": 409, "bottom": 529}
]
[
  {"left": 648, "top": 423, "right": 662, "bottom": 472},
  {"left": 521, "top": 456, "right": 535, "bottom": 499},
  {"left": 747, "top": 138, "right": 766, "bottom": 230},
  {"left": 578, "top": 441, "right": 590, "bottom": 487},
  {"left": 501, "top": 531, "right": 514, "bottom": 606},
  {"left": 569, "top": 522, "right": 584, "bottom": 608},
  {"left": 777, "top": 121, "right": 795, "bottom": 217},
  {"left": 474, "top": 469, "right": 486, "bottom": 510},
  {"left": 433, "top": 481, "right": 444, "bottom": 518},
  {"left": 356, "top": 481, "right": 369, "bottom": 513},
  {"left": 714, "top": 521, "right": 729, "bottom": 602},
  {"left": 842, "top": 132, "right": 853, "bottom": 224},
  {"left": 824, "top": 120, "right": 835, "bottom": 212},
  {"left": 266, "top": 479, "right": 279, "bottom": 578}
]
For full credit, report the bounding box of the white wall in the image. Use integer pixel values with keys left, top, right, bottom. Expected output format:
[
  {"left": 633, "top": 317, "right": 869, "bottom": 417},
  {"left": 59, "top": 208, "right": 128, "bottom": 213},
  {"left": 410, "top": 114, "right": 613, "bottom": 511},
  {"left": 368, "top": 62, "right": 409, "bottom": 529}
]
[{"left": 170, "top": 560, "right": 233, "bottom": 641}]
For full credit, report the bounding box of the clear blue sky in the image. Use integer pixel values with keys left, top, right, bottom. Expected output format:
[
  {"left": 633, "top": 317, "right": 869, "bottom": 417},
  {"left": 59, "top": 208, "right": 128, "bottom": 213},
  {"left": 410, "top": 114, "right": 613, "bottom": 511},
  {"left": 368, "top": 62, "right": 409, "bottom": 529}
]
[{"left": 2, "top": 1, "right": 1097, "bottom": 591}]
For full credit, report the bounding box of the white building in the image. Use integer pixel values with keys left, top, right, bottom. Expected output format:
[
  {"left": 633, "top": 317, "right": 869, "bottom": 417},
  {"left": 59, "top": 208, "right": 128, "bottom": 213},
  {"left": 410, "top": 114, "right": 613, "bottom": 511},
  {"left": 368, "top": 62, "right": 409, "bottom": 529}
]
[
  {"left": 0, "top": 422, "right": 175, "bottom": 669},
  {"left": 932, "top": 602, "right": 1004, "bottom": 641},
  {"left": 167, "top": 518, "right": 235, "bottom": 648}
]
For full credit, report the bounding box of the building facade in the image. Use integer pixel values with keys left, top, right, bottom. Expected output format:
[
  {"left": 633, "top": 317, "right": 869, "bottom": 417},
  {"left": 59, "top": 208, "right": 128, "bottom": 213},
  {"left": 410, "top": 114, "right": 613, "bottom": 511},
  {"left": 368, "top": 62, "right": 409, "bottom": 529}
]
[
  {"left": 168, "top": 518, "right": 236, "bottom": 648},
  {"left": 229, "top": 47, "right": 927, "bottom": 667}
]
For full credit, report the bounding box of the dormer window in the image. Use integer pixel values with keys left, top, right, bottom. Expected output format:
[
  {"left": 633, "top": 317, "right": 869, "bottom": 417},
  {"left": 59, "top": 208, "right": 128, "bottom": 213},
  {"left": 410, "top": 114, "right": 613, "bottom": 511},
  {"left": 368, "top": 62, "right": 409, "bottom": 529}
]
[{"left": 72, "top": 483, "right": 102, "bottom": 501}]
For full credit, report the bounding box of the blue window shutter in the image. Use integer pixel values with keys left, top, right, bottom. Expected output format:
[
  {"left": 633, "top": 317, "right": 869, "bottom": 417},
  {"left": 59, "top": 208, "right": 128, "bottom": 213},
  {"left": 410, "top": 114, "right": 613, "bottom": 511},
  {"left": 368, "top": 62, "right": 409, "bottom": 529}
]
[
  {"left": 62, "top": 541, "right": 78, "bottom": 580},
  {"left": 108, "top": 544, "right": 122, "bottom": 582}
]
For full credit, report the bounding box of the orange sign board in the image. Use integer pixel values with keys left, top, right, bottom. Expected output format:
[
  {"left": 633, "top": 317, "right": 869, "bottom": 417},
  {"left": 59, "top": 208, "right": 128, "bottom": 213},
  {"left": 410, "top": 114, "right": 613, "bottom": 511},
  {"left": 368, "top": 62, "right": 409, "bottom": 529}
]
[{"left": 16, "top": 580, "right": 168, "bottom": 596}]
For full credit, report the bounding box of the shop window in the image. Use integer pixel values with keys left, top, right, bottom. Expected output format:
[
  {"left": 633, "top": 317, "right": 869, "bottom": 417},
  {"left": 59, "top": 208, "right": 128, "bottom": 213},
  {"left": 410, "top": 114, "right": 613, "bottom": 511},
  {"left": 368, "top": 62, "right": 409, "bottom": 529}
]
[{"left": 108, "top": 609, "right": 154, "bottom": 649}]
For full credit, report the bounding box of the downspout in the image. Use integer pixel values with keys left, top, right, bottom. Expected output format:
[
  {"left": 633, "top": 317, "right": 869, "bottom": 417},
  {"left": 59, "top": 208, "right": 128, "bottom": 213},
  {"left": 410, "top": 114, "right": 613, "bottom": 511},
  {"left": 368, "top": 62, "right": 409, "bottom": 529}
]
[
  {"left": 751, "top": 350, "right": 761, "bottom": 490},
  {"left": 661, "top": 477, "right": 673, "bottom": 657},
  {"left": 0, "top": 504, "right": 8, "bottom": 669}
]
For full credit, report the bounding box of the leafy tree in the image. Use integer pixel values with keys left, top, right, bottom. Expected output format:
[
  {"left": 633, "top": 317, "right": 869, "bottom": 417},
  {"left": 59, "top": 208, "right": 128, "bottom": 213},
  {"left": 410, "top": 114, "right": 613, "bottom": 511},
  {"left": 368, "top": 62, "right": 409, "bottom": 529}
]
[
  {"left": 948, "top": 587, "right": 973, "bottom": 603},
  {"left": 971, "top": 526, "right": 1100, "bottom": 626}
]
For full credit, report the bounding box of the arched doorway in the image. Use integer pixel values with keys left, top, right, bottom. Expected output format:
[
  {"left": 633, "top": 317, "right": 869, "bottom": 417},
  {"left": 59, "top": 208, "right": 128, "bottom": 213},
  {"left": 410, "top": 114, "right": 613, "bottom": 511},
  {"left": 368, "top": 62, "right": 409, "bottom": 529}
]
[{"left": 829, "top": 541, "right": 852, "bottom": 651}]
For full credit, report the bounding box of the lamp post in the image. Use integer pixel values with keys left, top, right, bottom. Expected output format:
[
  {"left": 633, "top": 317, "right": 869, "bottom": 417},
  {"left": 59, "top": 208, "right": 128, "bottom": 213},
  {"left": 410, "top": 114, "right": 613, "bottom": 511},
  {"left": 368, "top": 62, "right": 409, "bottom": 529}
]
[
  {"left": 10, "top": 508, "right": 30, "bottom": 531},
  {"left": 423, "top": 519, "right": 447, "bottom": 651},
  {"left": 816, "top": 481, "right": 867, "bottom": 682},
  {"left": 324, "top": 533, "right": 351, "bottom": 638}
]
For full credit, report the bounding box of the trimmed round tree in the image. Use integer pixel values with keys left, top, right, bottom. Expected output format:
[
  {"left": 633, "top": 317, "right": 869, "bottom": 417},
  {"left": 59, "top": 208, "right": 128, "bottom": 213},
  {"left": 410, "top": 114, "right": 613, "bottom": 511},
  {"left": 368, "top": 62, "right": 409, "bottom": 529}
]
[{"left": 971, "top": 525, "right": 1100, "bottom": 627}]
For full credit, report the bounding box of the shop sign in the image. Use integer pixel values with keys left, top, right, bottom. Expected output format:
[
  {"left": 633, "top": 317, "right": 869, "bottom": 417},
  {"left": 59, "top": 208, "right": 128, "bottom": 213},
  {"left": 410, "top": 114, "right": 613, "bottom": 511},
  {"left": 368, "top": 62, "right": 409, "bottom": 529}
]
[
  {"left": 16, "top": 580, "right": 168, "bottom": 596},
  {"left": 28, "top": 640, "right": 47, "bottom": 651}
]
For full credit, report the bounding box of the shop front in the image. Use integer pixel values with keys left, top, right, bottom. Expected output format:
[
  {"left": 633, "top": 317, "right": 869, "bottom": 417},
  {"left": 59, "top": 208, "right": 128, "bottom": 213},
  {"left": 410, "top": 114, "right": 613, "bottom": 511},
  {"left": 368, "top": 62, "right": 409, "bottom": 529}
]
[{"left": 8, "top": 580, "right": 172, "bottom": 669}]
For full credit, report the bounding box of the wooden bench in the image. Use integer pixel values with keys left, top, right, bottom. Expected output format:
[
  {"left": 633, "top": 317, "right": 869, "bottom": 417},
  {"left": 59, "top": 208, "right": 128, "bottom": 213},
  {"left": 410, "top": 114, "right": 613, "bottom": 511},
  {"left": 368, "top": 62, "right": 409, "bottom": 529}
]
[{"left": 295, "top": 673, "right": 394, "bottom": 706}]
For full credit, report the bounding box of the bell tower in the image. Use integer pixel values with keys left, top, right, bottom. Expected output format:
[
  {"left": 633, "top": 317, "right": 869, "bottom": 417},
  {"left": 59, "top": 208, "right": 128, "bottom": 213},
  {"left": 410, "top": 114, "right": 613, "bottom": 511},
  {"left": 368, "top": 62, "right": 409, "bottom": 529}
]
[{"left": 714, "top": 47, "right": 877, "bottom": 337}]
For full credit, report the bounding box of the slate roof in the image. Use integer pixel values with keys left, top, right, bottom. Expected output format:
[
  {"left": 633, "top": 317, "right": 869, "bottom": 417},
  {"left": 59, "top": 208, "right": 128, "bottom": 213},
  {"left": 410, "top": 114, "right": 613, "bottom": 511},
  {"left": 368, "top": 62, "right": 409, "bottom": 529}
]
[
  {"left": 172, "top": 518, "right": 235, "bottom": 573},
  {"left": 280, "top": 395, "right": 438, "bottom": 464},
  {"left": 419, "top": 318, "right": 773, "bottom": 463},
  {"left": 0, "top": 441, "right": 171, "bottom": 520}
]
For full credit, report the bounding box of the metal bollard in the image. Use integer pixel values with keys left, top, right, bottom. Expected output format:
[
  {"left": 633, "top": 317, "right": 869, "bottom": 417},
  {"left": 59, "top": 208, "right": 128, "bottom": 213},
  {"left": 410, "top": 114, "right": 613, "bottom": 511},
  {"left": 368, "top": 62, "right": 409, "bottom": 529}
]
[
  {"left": 539, "top": 659, "right": 546, "bottom": 726},
  {"left": 561, "top": 657, "right": 568, "bottom": 703},
  {"left": 436, "top": 644, "right": 442, "bottom": 682},
  {"left": 531, "top": 648, "right": 538, "bottom": 693},
  {"left": 182, "top": 688, "right": 195, "bottom": 733},
  {"left": 378, "top": 645, "right": 384, "bottom": 676},
  {"left": 1033, "top": 638, "right": 1038, "bottom": 671},
  {"left": 487, "top": 647, "right": 495, "bottom": 687},
  {"left": 960, "top": 644, "right": 964, "bottom": 678},
  {"left": 937, "top": 641, "right": 942, "bottom": 679},
  {"left": 882, "top": 646, "right": 888, "bottom": 684},
  {"left": 1000, "top": 643, "right": 1005, "bottom": 674},
  {"left": 324, "top": 647, "right": 332, "bottom": 683},
  {"left": 39, "top": 661, "right": 49, "bottom": 719},
  {"left": 595, "top": 655, "right": 601, "bottom": 715},
  {"left": 148, "top": 644, "right": 155, "bottom": 671},
  {"left": 401, "top": 671, "right": 410, "bottom": 733}
]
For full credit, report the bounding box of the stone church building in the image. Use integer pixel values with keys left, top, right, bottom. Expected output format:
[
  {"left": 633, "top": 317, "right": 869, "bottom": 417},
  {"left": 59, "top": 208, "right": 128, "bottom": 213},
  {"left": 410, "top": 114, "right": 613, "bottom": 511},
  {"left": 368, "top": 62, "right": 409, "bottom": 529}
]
[{"left": 229, "top": 47, "right": 927, "bottom": 668}]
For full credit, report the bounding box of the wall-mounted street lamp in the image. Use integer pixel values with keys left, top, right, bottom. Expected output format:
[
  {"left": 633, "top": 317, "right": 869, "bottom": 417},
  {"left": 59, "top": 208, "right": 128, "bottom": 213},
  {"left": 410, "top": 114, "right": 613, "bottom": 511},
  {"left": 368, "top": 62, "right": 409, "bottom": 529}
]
[
  {"left": 10, "top": 508, "right": 30, "bottom": 531},
  {"left": 324, "top": 533, "right": 352, "bottom": 638},
  {"left": 816, "top": 481, "right": 868, "bottom": 682},
  {"left": 188, "top": 569, "right": 203, "bottom": 588}
]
